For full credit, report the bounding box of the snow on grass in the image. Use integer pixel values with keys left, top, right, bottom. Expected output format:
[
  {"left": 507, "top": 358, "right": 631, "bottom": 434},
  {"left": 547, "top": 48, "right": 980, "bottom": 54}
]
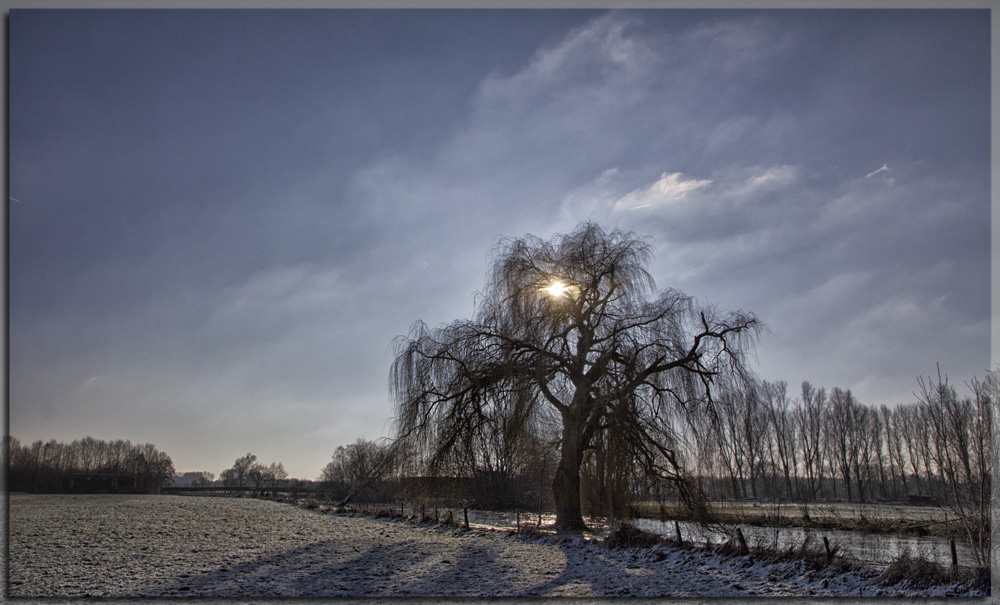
[{"left": 7, "top": 494, "right": 988, "bottom": 598}]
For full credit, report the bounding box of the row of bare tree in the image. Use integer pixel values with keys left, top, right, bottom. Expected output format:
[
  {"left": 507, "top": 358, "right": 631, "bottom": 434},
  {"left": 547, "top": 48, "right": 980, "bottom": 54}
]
[
  {"left": 686, "top": 371, "right": 993, "bottom": 510},
  {"left": 7, "top": 436, "right": 175, "bottom": 493},
  {"left": 683, "top": 369, "right": 992, "bottom": 567}
]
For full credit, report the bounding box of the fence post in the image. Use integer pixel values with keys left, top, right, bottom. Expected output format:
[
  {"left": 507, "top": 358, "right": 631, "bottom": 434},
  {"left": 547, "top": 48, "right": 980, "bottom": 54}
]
[
  {"left": 464, "top": 507, "right": 469, "bottom": 530},
  {"left": 674, "top": 520, "right": 683, "bottom": 546},
  {"left": 823, "top": 536, "right": 832, "bottom": 565},
  {"left": 735, "top": 527, "right": 748, "bottom": 554},
  {"left": 516, "top": 509, "right": 520, "bottom": 533},
  {"left": 950, "top": 538, "right": 958, "bottom": 573}
]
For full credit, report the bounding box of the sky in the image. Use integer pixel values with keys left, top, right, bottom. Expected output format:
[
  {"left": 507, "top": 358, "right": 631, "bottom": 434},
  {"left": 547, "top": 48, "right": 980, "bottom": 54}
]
[{"left": 8, "top": 8, "right": 992, "bottom": 480}]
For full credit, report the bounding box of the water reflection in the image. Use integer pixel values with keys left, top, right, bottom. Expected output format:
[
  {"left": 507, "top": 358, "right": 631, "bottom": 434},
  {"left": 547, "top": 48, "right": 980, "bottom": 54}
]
[{"left": 631, "top": 518, "right": 973, "bottom": 568}]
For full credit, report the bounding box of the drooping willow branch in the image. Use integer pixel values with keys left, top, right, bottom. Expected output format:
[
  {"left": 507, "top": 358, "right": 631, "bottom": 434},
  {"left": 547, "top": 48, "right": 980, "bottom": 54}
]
[{"left": 389, "top": 221, "right": 763, "bottom": 528}]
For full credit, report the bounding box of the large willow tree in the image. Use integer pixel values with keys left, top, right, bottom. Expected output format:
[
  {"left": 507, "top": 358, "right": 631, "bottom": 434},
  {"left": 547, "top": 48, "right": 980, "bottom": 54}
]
[{"left": 391, "top": 222, "right": 761, "bottom": 531}]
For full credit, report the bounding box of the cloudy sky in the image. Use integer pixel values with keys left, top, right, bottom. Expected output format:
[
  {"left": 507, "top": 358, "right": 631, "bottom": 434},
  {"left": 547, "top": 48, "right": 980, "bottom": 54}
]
[{"left": 9, "top": 9, "right": 991, "bottom": 479}]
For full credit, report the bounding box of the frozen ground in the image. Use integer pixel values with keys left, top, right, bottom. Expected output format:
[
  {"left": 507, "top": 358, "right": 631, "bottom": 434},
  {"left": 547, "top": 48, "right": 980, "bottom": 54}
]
[{"left": 7, "top": 494, "right": 986, "bottom": 598}]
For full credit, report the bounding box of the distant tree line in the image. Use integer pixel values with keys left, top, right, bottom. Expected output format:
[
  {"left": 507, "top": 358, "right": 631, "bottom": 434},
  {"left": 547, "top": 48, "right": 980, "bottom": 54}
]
[
  {"left": 219, "top": 452, "right": 288, "bottom": 496},
  {"left": 7, "top": 436, "right": 175, "bottom": 494}
]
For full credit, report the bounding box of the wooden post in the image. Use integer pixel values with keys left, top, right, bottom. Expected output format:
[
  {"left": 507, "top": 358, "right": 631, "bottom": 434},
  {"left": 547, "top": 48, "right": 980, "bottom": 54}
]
[
  {"left": 538, "top": 462, "right": 545, "bottom": 530},
  {"left": 735, "top": 527, "right": 748, "bottom": 554},
  {"left": 823, "top": 536, "right": 832, "bottom": 565},
  {"left": 464, "top": 507, "right": 469, "bottom": 530},
  {"left": 950, "top": 538, "right": 958, "bottom": 572},
  {"left": 674, "top": 520, "right": 683, "bottom": 546},
  {"left": 516, "top": 509, "right": 521, "bottom": 533}
]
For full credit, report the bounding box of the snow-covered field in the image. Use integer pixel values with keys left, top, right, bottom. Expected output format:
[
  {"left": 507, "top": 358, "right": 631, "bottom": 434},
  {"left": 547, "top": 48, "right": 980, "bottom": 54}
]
[{"left": 7, "top": 494, "right": 986, "bottom": 598}]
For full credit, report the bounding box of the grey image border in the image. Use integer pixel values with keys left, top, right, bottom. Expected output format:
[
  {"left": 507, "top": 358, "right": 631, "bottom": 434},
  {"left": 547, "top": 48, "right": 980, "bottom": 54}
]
[{"left": 1, "top": 2, "right": 994, "bottom": 605}]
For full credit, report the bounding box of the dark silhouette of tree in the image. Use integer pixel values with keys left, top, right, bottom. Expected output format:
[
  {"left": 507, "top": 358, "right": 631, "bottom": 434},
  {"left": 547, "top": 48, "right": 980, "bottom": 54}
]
[
  {"left": 390, "top": 222, "right": 760, "bottom": 531},
  {"left": 267, "top": 462, "right": 288, "bottom": 492},
  {"left": 915, "top": 367, "right": 993, "bottom": 567},
  {"left": 322, "top": 439, "right": 395, "bottom": 507},
  {"left": 7, "top": 436, "right": 173, "bottom": 493},
  {"left": 794, "top": 381, "right": 827, "bottom": 500},
  {"left": 221, "top": 452, "right": 260, "bottom": 490}
]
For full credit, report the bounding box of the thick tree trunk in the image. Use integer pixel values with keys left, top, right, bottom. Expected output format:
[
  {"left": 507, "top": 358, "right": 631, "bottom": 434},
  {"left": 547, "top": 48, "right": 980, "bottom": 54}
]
[{"left": 552, "top": 421, "right": 587, "bottom": 532}]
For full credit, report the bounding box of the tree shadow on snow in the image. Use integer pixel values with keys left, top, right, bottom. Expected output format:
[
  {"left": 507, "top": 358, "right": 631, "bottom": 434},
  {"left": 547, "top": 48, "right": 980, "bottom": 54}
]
[
  {"left": 155, "top": 534, "right": 538, "bottom": 597},
  {"left": 514, "top": 539, "right": 641, "bottom": 597}
]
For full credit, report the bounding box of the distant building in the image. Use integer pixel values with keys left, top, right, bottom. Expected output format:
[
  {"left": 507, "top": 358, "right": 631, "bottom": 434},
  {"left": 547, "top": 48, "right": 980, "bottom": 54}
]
[{"left": 172, "top": 471, "right": 214, "bottom": 487}]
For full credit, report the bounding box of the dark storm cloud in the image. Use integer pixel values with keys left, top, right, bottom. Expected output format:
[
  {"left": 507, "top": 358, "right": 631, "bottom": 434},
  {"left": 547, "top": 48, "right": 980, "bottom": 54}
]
[{"left": 9, "top": 9, "right": 990, "bottom": 477}]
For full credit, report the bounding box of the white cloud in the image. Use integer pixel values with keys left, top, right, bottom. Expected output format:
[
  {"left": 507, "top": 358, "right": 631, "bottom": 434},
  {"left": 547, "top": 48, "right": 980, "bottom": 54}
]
[
  {"left": 613, "top": 172, "right": 712, "bottom": 212},
  {"left": 478, "top": 13, "right": 654, "bottom": 107},
  {"left": 863, "top": 163, "right": 895, "bottom": 185},
  {"left": 724, "top": 164, "right": 798, "bottom": 202},
  {"left": 351, "top": 12, "right": 799, "bottom": 249},
  {"left": 559, "top": 167, "right": 624, "bottom": 225},
  {"left": 729, "top": 165, "right": 797, "bottom": 196},
  {"left": 685, "top": 17, "right": 791, "bottom": 75},
  {"left": 827, "top": 292, "right": 984, "bottom": 403},
  {"left": 215, "top": 265, "right": 344, "bottom": 320},
  {"left": 864, "top": 163, "right": 889, "bottom": 179}
]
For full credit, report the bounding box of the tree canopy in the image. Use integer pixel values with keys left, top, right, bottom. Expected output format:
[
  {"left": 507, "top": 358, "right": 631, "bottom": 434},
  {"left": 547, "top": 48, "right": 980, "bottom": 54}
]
[{"left": 390, "top": 221, "right": 761, "bottom": 530}]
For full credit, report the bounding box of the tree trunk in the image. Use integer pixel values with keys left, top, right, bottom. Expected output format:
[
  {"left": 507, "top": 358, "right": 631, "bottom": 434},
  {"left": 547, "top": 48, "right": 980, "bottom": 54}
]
[
  {"left": 594, "top": 435, "right": 607, "bottom": 517},
  {"left": 553, "top": 421, "right": 587, "bottom": 532}
]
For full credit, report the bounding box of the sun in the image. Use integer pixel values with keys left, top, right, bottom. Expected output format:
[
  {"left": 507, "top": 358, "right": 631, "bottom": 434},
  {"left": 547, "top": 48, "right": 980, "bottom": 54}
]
[{"left": 542, "top": 281, "right": 570, "bottom": 298}]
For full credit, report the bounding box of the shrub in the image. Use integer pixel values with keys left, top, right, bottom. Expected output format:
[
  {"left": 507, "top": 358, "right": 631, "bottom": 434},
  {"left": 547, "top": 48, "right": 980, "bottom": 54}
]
[
  {"left": 969, "top": 566, "right": 990, "bottom": 593},
  {"left": 373, "top": 507, "right": 396, "bottom": 519},
  {"left": 878, "top": 550, "right": 949, "bottom": 588},
  {"left": 604, "top": 523, "right": 665, "bottom": 550},
  {"left": 879, "top": 551, "right": 990, "bottom": 593}
]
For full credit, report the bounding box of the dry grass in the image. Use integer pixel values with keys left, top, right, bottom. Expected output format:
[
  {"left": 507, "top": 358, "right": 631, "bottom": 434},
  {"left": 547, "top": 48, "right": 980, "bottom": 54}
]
[
  {"left": 749, "top": 534, "right": 849, "bottom": 571},
  {"left": 604, "top": 523, "right": 669, "bottom": 550},
  {"left": 877, "top": 550, "right": 990, "bottom": 593},
  {"left": 604, "top": 522, "right": 871, "bottom": 578},
  {"left": 878, "top": 550, "right": 946, "bottom": 588}
]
